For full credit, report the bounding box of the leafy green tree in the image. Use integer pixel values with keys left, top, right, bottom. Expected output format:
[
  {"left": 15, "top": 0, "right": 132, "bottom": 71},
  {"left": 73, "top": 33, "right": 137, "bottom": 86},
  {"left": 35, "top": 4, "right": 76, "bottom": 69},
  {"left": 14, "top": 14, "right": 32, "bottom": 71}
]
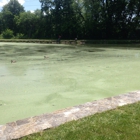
[
  {"left": 128, "top": 0, "right": 140, "bottom": 39},
  {"left": 1, "top": 0, "right": 140, "bottom": 39},
  {"left": 14, "top": 11, "right": 41, "bottom": 38},
  {"left": 39, "top": 0, "right": 55, "bottom": 38},
  {"left": 82, "top": 0, "right": 103, "bottom": 39},
  {"left": 72, "top": 0, "right": 85, "bottom": 38},
  {"left": 40, "top": 0, "right": 82, "bottom": 39},
  {"left": 1, "top": 0, "right": 24, "bottom": 33},
  {"left": 2, "top": 0, "right": 24, "bottom": 15},
  {"left": 0, "top": 12, "right": 3, "bottom": 34},
  {"left": 2, "top": 29, "right": 14, "bottom": 39}
]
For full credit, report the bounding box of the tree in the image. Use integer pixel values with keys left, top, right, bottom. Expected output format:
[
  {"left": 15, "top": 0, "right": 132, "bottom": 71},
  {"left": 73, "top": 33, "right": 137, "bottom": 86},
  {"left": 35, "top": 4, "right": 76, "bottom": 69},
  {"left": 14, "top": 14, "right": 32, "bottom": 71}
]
[
  {"left": 1, "top": 0, "right": 25, "bottom": 33},
  {"left": 2, "top": 0, "right": 24, "bottom": 15},
  {"left": 82, "top": 0, "right": 103, "bottom": 39},
  {"left": 14, "top": 11, "right": 42, "bottom": 38},
  {"left": 40, "top": 0, "right": 81, "bottom": 39},
  {"left": 2, "top": 29, "right": 14, "bottom": 39},
  {"left": 0, "top": 12, "right": 3, "bottom": 34},
  {"left": 1, "top": 0, "right": 140, "bottom": 39}
]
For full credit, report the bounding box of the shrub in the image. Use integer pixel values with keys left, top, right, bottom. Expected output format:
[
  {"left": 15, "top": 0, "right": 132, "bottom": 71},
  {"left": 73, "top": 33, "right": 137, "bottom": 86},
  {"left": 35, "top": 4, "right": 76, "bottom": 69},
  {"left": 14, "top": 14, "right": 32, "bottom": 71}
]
[
  {"left": 0, "top": 34, "right": 2, "bottom": 39},
  {"left": 2, "top": 29, "right": 14, "bottom": 39},
  {"left": 15, "top": 33, "right": 25, "bottom": 39}
]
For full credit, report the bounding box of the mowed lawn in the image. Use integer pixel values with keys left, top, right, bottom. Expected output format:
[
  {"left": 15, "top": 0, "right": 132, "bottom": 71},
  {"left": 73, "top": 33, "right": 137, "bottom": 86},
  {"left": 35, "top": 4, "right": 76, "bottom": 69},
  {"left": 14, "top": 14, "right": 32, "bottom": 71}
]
[{"left": 20, "top": 101, "right": 140, "bottom": 140}]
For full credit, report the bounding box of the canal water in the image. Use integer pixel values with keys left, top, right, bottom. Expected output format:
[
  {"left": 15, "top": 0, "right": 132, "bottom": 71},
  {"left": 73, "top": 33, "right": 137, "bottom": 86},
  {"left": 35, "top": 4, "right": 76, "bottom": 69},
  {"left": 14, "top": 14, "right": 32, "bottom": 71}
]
[{"left": 0, "top": 42, "right": 140, "bottom": 124}]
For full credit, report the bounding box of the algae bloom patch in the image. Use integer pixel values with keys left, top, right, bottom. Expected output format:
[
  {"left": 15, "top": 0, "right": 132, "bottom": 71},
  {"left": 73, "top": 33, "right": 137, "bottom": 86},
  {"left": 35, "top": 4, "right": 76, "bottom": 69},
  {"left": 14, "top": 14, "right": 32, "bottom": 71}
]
[{"left": 0, "top": 42, "right": 140, "bottom": 124}]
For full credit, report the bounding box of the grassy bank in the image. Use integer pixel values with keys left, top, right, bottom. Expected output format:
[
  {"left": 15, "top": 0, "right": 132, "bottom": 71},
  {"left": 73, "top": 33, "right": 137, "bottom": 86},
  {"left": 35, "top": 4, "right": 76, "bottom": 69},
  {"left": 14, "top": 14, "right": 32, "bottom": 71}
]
[
  {"left": 0, "top": 39, "right": 54, "bottom": 44},
  {"left": 20, "top": 102, "right": 140, "bottom": 140},
  {"left": 1, "top": 39, "right": 140, "bottom": 44}
]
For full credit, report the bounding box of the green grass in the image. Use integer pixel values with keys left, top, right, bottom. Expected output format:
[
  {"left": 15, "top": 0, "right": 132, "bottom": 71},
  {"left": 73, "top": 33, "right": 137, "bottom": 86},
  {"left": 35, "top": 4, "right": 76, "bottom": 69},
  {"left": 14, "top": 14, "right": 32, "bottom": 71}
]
[{"left": 20, "top": 102, "right": 140, "bottom": 140}]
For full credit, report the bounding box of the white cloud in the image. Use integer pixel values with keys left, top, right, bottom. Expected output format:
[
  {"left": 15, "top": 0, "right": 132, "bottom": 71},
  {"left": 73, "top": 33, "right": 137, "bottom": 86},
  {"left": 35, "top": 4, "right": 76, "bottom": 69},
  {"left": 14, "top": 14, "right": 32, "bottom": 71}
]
[
  {"left": 0, "top": 0, "right": 8, "bottom": 7},
  {"left": 30, "top": 10, "right": 34, "bottom": 13},
  {"left": 18, "top": 0, "right": 25, "bottom": 5},
  {"left": 0, "top": 0, "right": 25, "bottom": 7}
]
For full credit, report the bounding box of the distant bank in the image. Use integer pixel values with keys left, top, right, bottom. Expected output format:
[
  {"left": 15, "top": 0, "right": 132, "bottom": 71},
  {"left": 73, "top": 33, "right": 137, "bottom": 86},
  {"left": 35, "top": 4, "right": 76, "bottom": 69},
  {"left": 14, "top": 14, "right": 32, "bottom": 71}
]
[{"left": 1, "top": 39, "right": 140, "bottom": 44}]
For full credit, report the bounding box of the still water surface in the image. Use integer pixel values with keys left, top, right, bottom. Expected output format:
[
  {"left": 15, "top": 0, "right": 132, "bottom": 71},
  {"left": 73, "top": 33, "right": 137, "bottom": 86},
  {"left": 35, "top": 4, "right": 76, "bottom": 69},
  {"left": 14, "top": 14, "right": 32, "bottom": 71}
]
[{"left": 0, "top": 43, "right": 140, "bottom": 124}]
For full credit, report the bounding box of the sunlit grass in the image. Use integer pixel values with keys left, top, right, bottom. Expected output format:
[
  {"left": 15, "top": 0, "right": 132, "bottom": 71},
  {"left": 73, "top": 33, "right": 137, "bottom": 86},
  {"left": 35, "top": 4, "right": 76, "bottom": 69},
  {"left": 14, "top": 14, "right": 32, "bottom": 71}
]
[{"left": 20, "top": 102, "right": 140, "bottom": 140}]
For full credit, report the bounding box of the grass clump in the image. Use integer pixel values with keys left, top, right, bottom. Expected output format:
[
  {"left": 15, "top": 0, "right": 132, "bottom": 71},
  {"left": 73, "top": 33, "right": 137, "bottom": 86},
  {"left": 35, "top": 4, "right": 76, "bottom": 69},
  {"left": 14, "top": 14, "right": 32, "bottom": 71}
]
[{"left": 20, "top": 102, "right": 140, "bottom": 140}]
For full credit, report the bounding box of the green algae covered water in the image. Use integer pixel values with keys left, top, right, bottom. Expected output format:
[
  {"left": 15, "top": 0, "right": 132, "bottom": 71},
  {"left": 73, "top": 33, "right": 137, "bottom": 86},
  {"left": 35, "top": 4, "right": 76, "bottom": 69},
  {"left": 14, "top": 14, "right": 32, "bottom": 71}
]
[{"left": 0, "top": 42, "right": 140, "bottom": 124}]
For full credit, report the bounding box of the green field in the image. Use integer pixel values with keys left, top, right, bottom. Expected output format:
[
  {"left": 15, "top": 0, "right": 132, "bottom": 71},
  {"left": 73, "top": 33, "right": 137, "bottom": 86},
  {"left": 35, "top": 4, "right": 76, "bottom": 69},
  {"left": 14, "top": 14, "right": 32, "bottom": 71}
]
[
  {"left": 20, "top": 102, "right": 140, "bottom": 140},
  {"left": 0, "top": 43, "right": 140, "bottom": 124}
]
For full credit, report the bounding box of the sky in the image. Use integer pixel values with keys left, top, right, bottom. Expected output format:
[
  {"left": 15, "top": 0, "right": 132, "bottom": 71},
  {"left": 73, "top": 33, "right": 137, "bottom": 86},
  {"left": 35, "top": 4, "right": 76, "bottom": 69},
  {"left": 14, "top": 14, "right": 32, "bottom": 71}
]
[{"left": 0, "top": 0, "right": 41, "bottom": 12}]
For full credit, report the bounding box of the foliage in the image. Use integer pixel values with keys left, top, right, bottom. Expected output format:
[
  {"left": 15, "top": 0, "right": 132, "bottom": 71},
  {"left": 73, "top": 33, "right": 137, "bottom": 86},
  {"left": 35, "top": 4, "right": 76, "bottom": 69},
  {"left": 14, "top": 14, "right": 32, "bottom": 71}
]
[
  {"left": 38, "top": 0, "right": 140, "bottom": 39},
  {"left": 2, "top": 29, "right": 14, "bottom": 39},
  {"left": 0, "top": 0, "right": 140, "bottom": 39},
  {"left": 0, "top": 34, "right": 2, "bottom": 39},
  {"left": 20, "top": 102, "right": 140, "bottom": 140},
  {"left": 14, "top": 33, "right": 25, "bottom": 39},
  {"left": 2, "top": 0, "right": 24, "bottom": 15},
  {"left": 1, "top": 0, "right": 24, "bottom": 33},
  {"left": 14, "top": 11, "right": 40, "bottom": 38}
]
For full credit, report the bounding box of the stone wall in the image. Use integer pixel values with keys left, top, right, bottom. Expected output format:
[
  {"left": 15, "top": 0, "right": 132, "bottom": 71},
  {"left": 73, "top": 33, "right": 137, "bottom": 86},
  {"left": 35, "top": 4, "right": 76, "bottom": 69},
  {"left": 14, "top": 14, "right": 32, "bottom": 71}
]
[{"left": 0, "top": 91, "right": 140, "bottom": 140}]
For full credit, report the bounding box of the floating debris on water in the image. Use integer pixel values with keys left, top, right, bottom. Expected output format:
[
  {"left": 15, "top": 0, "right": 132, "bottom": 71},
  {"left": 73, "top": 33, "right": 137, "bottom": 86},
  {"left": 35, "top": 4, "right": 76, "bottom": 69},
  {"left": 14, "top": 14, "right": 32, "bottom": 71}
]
[
  {"left": 44, "top": 56, "right": 49, "bottom": 59},
  {"left": 11, "top": 60, "right": 16, "bottom": 63}
]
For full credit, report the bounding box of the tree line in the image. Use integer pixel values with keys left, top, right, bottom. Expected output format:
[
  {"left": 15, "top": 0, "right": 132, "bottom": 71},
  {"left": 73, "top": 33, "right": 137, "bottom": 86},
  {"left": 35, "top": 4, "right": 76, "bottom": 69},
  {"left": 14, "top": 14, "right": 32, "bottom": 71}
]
[{"left": 0, "top": 0, "right": 140, "bottom": 40}]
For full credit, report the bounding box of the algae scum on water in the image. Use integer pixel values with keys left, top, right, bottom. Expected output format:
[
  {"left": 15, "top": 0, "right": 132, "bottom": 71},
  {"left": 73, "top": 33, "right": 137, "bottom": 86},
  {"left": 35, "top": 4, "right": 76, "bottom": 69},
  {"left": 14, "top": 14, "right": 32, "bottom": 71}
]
[{"left": 0, "top": 42, "right": 140, "bottom": 124}]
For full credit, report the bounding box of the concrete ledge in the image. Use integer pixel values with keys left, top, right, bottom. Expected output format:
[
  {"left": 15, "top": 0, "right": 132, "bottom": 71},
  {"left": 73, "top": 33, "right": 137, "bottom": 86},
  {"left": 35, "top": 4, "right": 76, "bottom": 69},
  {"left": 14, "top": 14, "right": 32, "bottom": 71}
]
[{"left": 0, "top": 91, "right": 140, "bottom": 140}]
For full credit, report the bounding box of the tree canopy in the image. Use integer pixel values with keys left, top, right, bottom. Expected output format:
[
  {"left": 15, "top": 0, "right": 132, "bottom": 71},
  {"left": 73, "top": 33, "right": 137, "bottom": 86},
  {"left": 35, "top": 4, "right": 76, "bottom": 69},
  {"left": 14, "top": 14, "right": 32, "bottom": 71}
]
[{"left": 0, "top": 0, "right": 140, "bottom": 39}]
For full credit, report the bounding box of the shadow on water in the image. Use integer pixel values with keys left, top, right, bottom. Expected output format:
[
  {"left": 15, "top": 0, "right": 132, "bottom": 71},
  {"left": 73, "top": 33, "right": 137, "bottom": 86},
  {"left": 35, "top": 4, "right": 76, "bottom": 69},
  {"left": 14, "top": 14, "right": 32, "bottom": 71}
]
[
  {"left": 85, "top": 43, "right": 140, "bottom": 50},
  {"left": 103, "top": 44, "right": 140, "bottom": 50},
  {"left": 82, "top": 48, "right": 105, "bottom": 52},
  {"left": 0, "top": 44, "right": 49, "bottom": 57},
  {"left": 1, "top": 43, "right": 140, "bottom": 62},
  {"left": 1, "top": 43, "right": 139, "bottom": 61},
  {"left": 0, "top": 43, "right": 106, "bottom": 58}
]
